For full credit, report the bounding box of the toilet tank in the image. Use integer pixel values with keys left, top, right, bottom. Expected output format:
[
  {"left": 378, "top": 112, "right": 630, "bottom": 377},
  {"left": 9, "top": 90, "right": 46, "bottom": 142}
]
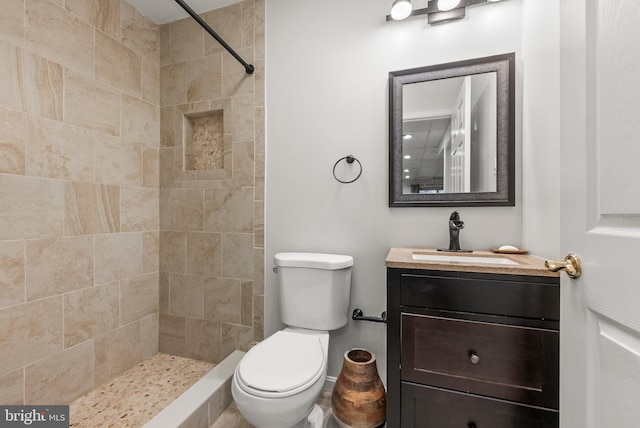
[{"left": 275, "top": 252, "right": 353, "bottom": 331}]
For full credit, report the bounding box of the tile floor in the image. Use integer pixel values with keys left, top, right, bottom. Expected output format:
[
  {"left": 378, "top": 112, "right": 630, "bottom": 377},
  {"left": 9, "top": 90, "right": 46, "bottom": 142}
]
[
  {"left": 211, "top": 391, "right": 344, "bottom": 428},
  {"left": 69, "top": 353, "right": 215, "bottom": 427}
]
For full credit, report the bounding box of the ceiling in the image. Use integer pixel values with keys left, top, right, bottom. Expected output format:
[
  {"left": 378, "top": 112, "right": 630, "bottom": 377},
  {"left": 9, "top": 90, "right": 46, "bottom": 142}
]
[{"left": 127, "top": 0, "right": 241, "bottom": 24}]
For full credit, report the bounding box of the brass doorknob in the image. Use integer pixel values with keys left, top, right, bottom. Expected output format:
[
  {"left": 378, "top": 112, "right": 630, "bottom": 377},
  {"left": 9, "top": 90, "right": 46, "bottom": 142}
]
[{"left": 545, "top": 253, "right": 582, "bottom": 278}]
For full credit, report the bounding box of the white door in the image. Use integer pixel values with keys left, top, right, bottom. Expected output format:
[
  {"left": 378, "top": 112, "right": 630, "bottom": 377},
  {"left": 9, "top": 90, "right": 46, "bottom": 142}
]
[{"left": 560, "top": 0, "right": 640, "bottom": 427}]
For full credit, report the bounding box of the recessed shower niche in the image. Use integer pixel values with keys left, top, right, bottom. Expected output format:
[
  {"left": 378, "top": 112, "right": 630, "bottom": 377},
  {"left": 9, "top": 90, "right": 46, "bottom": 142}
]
[{"left": 182, "top": 109, "right": 231, "bottom": 179}]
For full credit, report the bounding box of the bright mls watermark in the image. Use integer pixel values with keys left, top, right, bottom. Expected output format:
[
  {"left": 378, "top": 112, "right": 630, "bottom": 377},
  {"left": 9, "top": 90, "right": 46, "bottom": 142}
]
[{"left": 0, "top": 406, "right": 69, "bottom": 427}]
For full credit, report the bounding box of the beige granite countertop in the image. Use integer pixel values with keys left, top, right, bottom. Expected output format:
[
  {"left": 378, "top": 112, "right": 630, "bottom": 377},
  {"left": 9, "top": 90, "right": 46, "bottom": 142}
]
[{"left": 385, "top": 247, "right": 559, "bottom": 277}]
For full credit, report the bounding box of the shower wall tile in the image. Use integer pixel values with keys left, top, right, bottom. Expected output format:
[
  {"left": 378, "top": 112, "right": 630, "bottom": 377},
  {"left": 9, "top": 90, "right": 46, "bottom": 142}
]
[
  {"left": 204, "top": 188, "right": 241, "bottom": 232},
  {"left": 232, "top": 95, "right": 255, "bottom": 142},
  {"left": 94, "top": 134, "right": 142, "bottom": 187},
  {"left": 121, "top": 187, "right": 159, "bottom": 232},
  {"left": 65, "top": 0, "right": 121, "bottom": 40},
  {"left": 202, "top": 5, "right": 242, "bottom": 57},
  {"left": 143, "top": 145, "right": 160, "bottom": 188},
  {"left": 255, "top": 0, "right": 265, "bottom": 61},
  {"left": 25, "top": 236, "right": 94, "bottom": 301},
  {"left": 94, "top": 321, "right": 142, "bottom": 386},
  {"left": 142, "top": 231, "right": 160, "bottom": 274},
  {"left": 160, "top": 231, "right": 186, "bottom": 273},
  {"left": 158, "top": 0, "right": 264, "bottom": 364},
  {"left": 159, "top": 314, "right": 186, "bottom": 357},
  {"left": 220, "top": 323, "right": 253, "bottom": 360},
  {"left": 140, "top": 313, "right": 159, "bottom": 358},
  {"left": 0, "top": 41, "right": 24, "bottom": 111},
  {"left": 95, "top": 31, "right": 142, "bottom": 97},
  {"left": 169, "top": 273, "right": 204, "bottom": 318},
  {"left": 169, "top": 188, "right": 204, "bottom": 231},
  {"left": 26, "top": 115, "right": 94, "bottom": 181},
  {"left": 255, "top": 106, "right": 265, "bottom": 153},
  {"left": 161, "top": 62, "right": 186, "bottom": 106},
  {"left": 24, "top": 340, "right": 94, "bottom": 405},
  {"left": 253, "top": 248, "right": 264, "bottom": 296},
  {"left": 63, "top": 282, "right": 119, "bottom": 348},
  {"left": 0, "top": 369, "right": 24, "bottom": 405},
  {"left": 185, "top": 318, "right": 221, "bottom": 363},
  {"left": 25, "top": 0, "right": 94, "bottom": 77},
  {"left": 0, "top": 0, "right": 24, "bottom": 46},
  {"left": 160, "top": 107, "right": 175, "bottom": 148},
  {"left": 167, "top": 18, "right": 203, "bottom": 64},
  {"left": 0, "top": 297, "right": 63, "bottom": 377},
  {"left": 241, "top": 281, "right": 253, "bottom": 327},
  {"left": 94, "top": 232, "right": 142, "bottom": 285},
  {"left": 64, "top": 181, "right": 120, "bottom": 235},
  {"left": 121, "top": 93, "right": 160, "bottom": 146},
  {"left": 222, "top": 233, "right": 254, "bottom": 280},
  {"left": 143, "top": 56, "right": 160, "bottom": 104},
  {"left": 22, "top": 51, "right": 63, "bottom": 121},
  {"left": 0, "top": 240, "right": 25, "bottom": 309},
  {"left": 241, "top": 0, "right": 255, "bottom": 50},
  {"left": 253, "top": 295, "right": 264, "bottom": 341},
  {"left": 254, "top": 201, "right": 264, "bottom": 248},
  {"left": 185, "top": 54, "right": 223, "bottom": 102},
  {"left": 0, "top": 106, "right": 25, "bottom": 175},
  {"left": 0, "top": 0, "right": 160, "bottom": 407},
  {"left": 204, "top": 278, "right": 241, "bottom": 324},
  {"left": 186, "top": 232, "right": 222, "bottom": 277},
  {"left": 222, "top": 47, "right": 254, "bottom": 98},
  {"left": 159, "top": 272, "right": 170, "bottom": 315},
  {"left": 120, "top": 272, "right": 159, "bottom": 325},
  {"left": 64, "top": 71, "right": 121, "bottom": 136},
  {"left": 121, "top": 0, "right": 160, "bottom": 61},
  {"left": 0, "top": 175, "right": 64, "bottom": 240},
  {"left": 255, "top": 61, "right": 265, "bottom": 108}
]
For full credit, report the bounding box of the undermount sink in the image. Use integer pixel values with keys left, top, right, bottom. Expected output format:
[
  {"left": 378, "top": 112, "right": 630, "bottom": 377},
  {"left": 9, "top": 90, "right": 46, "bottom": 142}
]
[{"left": 412, "top": 252, "right": 520, "bottom": 265}]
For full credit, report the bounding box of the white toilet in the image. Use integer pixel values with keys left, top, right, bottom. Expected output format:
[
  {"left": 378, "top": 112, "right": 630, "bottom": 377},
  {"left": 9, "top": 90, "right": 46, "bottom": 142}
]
[{"left": 232, "top": 252, "right": 354, "bottom": 428}]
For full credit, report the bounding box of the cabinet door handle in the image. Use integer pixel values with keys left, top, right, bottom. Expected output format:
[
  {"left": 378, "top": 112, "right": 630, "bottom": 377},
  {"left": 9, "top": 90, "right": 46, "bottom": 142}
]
[{"left": 470, "top": 353, "right": 480, "bottom": 364}]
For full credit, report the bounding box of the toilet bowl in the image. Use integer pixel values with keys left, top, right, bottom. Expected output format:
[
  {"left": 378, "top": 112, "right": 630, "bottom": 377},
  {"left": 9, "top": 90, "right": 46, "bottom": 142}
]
[
  {"left": 231, "top": 252, "right": 353, "bottom": 428},
  {"left": 232, "top": 328, "right": 329, "bottom": 428}
]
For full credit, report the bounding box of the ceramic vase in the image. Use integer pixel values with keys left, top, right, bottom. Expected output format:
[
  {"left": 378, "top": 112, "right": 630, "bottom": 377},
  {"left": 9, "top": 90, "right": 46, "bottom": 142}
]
[{"left": 331, "top": 348, "right": 386, "bottom": 428}]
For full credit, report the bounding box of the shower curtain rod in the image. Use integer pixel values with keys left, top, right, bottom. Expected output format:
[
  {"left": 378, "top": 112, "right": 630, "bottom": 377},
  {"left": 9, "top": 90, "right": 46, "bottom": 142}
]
[{"left": 173, "top": 0, "right": 255, "bottom": 74}]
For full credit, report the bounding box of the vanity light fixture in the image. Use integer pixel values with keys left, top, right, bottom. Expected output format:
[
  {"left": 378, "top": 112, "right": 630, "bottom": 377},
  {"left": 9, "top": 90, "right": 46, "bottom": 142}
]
[
  {"left": 390, "top": 0, "right": 413, "bottom": 20},
  {"left": 387, "top": 0, "right": 505, "bottom": 25}
]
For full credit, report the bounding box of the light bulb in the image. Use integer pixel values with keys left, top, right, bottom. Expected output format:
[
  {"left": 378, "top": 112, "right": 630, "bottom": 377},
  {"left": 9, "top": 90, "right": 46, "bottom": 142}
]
[
  {"left": 437, "top": 0, "right": 461, "bottom": 11},
  {"left": 391, "top": 0, "right": 412, "bottom": 20}
]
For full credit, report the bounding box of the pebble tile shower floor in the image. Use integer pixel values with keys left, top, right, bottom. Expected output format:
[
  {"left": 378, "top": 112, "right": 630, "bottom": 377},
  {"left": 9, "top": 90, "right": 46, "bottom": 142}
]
[{"left": 69, "top": 353, "right": 215, "bottom": 427}]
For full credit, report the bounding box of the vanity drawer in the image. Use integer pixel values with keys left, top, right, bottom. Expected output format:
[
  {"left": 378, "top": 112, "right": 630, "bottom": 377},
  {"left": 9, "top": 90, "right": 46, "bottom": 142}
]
[
  {"left": 401, "top": 313, "right": 559, "bottom": 409},
  {"left": 399, "top": 271, "right": 560, "bottom": 320},
  {"left": 401, "top": 383, "right": 559, "bottom": 428}
]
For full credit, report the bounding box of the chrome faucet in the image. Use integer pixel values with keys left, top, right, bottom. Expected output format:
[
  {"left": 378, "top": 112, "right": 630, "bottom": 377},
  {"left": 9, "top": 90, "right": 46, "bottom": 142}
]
[{"left": 438, "top": 210, "right": 472, "bottom": 253}]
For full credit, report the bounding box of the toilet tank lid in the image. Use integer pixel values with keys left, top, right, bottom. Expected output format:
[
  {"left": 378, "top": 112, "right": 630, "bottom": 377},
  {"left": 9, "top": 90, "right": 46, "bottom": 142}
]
[{"left": 274, "top": 252, "right": 353, "bottom": 270}]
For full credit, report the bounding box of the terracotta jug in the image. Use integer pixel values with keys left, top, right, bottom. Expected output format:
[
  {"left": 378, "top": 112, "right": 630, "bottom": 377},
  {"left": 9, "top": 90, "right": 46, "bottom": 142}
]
[{"left": 331, "top": 348, "right": 386, "bottom": 428}]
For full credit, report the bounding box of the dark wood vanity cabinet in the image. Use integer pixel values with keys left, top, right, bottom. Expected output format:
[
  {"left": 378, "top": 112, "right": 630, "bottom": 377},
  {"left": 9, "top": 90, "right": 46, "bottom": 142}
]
[{"left": 387, "top": 268, "right": 560, "bottom": 428}]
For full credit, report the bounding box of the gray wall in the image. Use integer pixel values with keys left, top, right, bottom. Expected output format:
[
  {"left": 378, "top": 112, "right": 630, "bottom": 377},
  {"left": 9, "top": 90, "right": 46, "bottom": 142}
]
[{"left": 265, "top": 0, "right": 559, "bottom": 383}]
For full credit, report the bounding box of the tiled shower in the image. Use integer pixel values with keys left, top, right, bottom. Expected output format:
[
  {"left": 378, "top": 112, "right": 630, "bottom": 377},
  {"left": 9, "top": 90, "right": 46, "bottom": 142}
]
[{"left": 0, "top": 0, "right": 264, "bottom": 409}]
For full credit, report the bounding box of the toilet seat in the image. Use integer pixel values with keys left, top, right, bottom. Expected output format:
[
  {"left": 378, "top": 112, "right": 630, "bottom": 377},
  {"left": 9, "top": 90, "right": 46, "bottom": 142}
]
[{"left": 237, "top": 330, "right": 325, "bottom": 399}]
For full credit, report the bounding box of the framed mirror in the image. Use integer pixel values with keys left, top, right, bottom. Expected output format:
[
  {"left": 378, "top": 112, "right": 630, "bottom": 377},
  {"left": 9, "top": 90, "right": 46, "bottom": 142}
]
[{"left": 389, "top": 53, "right": 515, "bottom": 207}]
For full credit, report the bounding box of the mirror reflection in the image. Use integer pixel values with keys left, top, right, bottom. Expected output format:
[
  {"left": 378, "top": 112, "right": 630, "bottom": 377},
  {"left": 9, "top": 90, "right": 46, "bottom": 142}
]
[
  {"left": 402, "top": 72, "right": 497, "bottom": 194},
  {"left": 389, "top": 53, "right": 515, "bottom": 207}
]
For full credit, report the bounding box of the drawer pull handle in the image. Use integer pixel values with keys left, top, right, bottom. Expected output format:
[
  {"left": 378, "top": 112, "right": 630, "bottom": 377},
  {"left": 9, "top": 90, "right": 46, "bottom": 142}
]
[{"left": 470, "top": 353, "right": 480, "bottom": 364}]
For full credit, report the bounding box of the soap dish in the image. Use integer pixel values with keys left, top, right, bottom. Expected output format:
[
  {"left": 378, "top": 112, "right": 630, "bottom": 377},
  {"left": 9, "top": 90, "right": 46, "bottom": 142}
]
[{"left": 491, "top": 247, "right": 529, "bottom": 255}]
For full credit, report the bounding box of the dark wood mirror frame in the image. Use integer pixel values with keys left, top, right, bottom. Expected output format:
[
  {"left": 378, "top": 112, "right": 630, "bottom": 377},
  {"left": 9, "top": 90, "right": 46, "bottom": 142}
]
[{"left": 389, "top": 53, "right": 515, "bottom": 207}]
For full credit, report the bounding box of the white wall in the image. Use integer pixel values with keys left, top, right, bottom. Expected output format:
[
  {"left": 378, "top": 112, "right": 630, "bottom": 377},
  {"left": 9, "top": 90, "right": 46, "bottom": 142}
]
[
  {"left": 265, "top": 0, "right": 530, "bottom": 383},
  {"left": 521, "top": 0, "right": 561, "bottom": 259}
]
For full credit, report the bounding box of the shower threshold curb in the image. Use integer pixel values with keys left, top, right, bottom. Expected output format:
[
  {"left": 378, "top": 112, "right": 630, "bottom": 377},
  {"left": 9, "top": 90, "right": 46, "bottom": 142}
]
[{"left": 143, "top": 350, "right": 245, "bottom": 428}]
